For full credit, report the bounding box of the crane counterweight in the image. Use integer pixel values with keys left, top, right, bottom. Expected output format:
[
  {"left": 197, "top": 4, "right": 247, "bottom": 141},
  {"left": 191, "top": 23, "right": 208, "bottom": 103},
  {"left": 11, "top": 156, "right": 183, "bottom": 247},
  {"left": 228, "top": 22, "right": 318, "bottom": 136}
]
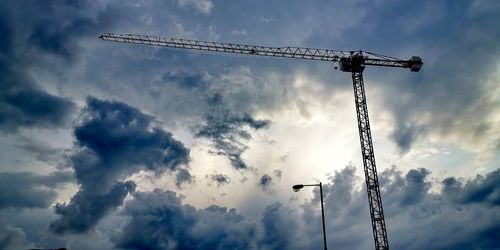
[{"left": 409, "top": 56, "right": 423, "bottom": 72}]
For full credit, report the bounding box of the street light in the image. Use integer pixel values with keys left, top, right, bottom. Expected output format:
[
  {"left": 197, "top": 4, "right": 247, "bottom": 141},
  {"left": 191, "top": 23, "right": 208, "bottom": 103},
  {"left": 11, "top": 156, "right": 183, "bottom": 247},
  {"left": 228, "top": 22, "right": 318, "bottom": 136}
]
[{"left": 292, "top": 182, "right": 328, "bottom": 250}]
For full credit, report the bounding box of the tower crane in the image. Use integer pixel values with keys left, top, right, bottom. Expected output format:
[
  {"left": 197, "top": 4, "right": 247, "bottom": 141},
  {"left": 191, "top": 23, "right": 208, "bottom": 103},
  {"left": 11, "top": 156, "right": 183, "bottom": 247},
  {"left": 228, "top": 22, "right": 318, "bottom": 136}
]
[{"left": 99, "top": 33, "right": 423, "bottom": 250}]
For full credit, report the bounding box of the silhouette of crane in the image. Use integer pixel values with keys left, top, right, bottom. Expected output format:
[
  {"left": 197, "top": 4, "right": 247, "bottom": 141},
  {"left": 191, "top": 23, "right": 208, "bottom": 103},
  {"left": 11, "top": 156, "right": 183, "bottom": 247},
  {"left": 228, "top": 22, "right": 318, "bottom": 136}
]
[{"left": 99, "top": 33, "right": 423, "bottom": 250}]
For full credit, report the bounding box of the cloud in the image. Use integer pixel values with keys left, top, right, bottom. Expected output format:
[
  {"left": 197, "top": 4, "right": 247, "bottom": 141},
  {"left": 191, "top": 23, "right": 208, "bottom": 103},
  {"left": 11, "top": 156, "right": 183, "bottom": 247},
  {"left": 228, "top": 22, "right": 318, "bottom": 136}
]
[
  {"left": 258, "top": 174, "right": 273, "bottom": 192},
  {"left": 442, "top": 169, "right": 500, "bottom": 205},
  {"left": 176, "top": 0, "right": 214, "bottom": 15},
  {"left": 380, "top": 167, "right": 500, "bottom": 249},
  {"left": 50, "top": 181, "right": 136, "bottom": 234},
  {"left": 26, "top": 3, "right": 95, "bottom": 58},
  {"left": 50, "top": 97, "right": 191, "bottom": 234},
  {"left": 58, "top": 165, "right": 500, "bottom": 249},
  {"left": 259, "top": 202, "right": 300, "bottom": 249},
  {"left": 298, "top": 165, "right": 500, "bottom": 249},
  {"left": 206, "top": 173, "right": 231, "bottom": 187},
  {"left": 114, "top": 189, "right": 257, "bottom": 250},
  {"left": 0, "top": 171, "right": 73, "bottom": 210},
  {"left": 160, "top": 165, "right": 498, "bottom": 250},
  {"left": 196, "top": 110, "right": 270, "bottom": 170},
  {"left": 380, "top": 166, "right": 431, "bottom": 207},
  {"left": 0, "top": 220, "right": 27, "bottom": 250},
  {"left": 17, "top": 138, "right": 70, "bottom": 168},
  {"left": 161, "top": 70, "right": 210, "bottom": 90},
  {"left": 390, "top": 123, "right": 426, "bottom": 154},
  {"left": 272, "top": 169, "right": 282, "bottom": 179},
  {"left": 175, "top": 168, "right": 193, "bottom": 187},
  {"left": 72, "top": 97, "right": 191, "bottom": 189},
  {"left": 0, "top": 66, "right": 75, "bottom": 132},
  {"left": 167, "top": 166, "right": 492, "bottom": 249}
]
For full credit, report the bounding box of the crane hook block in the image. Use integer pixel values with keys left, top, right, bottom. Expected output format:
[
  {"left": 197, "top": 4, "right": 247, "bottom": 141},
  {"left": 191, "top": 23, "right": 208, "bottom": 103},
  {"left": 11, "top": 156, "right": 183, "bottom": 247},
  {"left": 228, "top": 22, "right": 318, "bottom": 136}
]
[{"left": 409, "top": 56, "right": 423, "bottom": 72}]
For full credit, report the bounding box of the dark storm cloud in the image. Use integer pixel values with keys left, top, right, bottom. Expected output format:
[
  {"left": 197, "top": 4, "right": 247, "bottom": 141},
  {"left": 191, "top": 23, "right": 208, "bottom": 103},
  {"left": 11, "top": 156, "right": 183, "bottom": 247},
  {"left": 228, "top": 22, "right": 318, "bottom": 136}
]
[
  {"left": 206, "top": 173, "right": 231, "bottom": 187},
  {"left": 73, "top": 97, "right": 190, "bottom": 188},
  {"left": 50, "top": 181, "right": 136, "bottom": 234},
  {"left": 114, "top": 189, "right": 257, "bottom": 250},
  {"left": 196, "top": 110, "right": 270, "bottom": 170},
  {"left": 0, "top": 171, "right": 73, "bottom": 210},
  {"left": 50, "top": 97, "right": 190, "bottom": 234}
]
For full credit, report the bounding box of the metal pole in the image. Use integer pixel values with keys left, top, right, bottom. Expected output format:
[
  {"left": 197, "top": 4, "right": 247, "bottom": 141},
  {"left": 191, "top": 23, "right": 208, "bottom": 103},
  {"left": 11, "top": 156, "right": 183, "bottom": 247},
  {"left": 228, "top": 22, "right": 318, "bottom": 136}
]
[
  {"left": 320, "top": 182, "right": 327, "bottom": 250},
  {"left": 351, "top": 71, "right": 388, "bottom": 249}
]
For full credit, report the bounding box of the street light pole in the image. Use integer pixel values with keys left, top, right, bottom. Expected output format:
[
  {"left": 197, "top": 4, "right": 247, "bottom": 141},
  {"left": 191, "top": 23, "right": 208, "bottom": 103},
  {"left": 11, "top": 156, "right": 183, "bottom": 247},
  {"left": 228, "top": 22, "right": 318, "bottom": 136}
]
[
  {"left": 319, "top": 182, "right": 327, "bottom": 250},
  {"left": 292, "top": 183, "right": 328, "bottom": 250}
]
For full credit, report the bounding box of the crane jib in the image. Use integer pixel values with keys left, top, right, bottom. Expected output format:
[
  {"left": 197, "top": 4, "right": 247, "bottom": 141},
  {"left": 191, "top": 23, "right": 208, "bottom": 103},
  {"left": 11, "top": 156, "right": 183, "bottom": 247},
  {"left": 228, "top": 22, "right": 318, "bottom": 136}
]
[{"left": 99, "top": 33, "right": 422, "bottom": 71}]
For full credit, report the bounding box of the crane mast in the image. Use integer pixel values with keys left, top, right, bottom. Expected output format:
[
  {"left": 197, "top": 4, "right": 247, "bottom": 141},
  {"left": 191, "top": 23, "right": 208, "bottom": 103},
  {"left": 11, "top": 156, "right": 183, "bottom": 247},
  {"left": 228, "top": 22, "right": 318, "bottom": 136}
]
[{"left": 100, "top": 33, "right": 423, "bottom": 250}]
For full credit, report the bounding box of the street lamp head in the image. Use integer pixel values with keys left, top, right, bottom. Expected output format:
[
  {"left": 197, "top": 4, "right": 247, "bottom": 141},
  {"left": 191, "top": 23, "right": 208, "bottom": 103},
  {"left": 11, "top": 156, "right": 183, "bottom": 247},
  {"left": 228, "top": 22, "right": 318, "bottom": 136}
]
[{"left": 292, "top": 184, "right": 304, "bottom": 192}]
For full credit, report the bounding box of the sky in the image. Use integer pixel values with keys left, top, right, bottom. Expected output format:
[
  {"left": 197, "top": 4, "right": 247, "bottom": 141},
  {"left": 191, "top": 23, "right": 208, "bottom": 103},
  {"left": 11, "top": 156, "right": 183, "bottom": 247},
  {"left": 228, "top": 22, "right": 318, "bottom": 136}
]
[{"left": 0, "top": 0, "right": 499, "bottom": 249}]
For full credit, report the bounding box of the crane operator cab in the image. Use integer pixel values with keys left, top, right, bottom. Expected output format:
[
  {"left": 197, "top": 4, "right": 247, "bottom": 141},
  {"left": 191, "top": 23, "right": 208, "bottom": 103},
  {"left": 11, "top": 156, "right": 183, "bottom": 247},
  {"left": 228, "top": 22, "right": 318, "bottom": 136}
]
[{"left": 339, "top": 53, "right": 366, "bottom": 73}]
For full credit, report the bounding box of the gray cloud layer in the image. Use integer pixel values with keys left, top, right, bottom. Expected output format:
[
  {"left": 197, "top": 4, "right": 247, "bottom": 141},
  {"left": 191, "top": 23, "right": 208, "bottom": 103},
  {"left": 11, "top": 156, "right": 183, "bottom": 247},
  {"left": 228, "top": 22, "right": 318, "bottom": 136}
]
[
  {"left": 366, "top": 2, "right": 500, "bottom": 153},
  {"left": 110, "top": 166, "right": 500, "bottom": 249},
  {"left": 115, "top": 189, "right": 257, "bottom": 250},
  {"left": 301, "top": 166, "right": 500, "bottom": 249},
  {"left": 0, "top": 171, "right": 73, "bottom": 210},
  {"left": 51, "top": 181, "right": 136, "bottom": 234},
  {"left": 50, "top": 97, "right": 191, "bottom": 234},
  {"left": 0, "top": 220, "right": 27, "bottom": 249},
  {"left": 0, "top": 37, "right": 74, "bottom": 133},
  {"left": 0, "top": 70, "right": 75, "bottom": 132}
]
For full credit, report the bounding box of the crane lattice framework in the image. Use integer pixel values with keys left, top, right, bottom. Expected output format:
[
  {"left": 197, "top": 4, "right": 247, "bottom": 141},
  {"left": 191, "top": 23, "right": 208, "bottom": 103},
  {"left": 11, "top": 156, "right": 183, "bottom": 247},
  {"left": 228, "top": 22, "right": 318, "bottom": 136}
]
[{"left": 99, "top": 33, "right": 423, "bottom": 250}]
